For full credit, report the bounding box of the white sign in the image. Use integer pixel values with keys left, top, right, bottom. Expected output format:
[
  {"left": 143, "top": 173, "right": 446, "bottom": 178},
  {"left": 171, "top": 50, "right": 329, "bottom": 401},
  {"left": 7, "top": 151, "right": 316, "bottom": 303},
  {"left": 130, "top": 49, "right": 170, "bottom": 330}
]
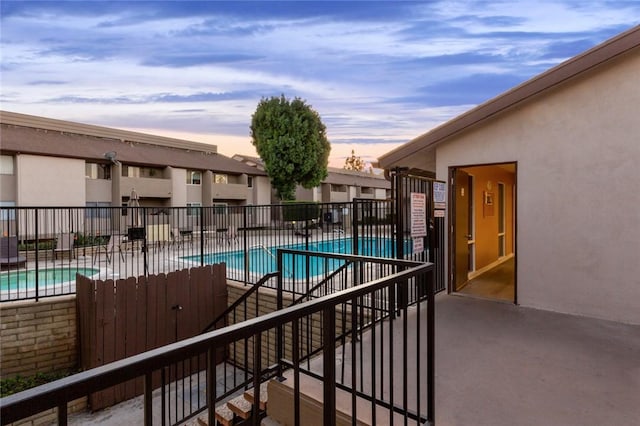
[
  {"left": 434, "top": 209, "right": 445, "bottom": 218},
  {"left": 433, "top": 182, "right": 446, "bottom": 204},
  {"left": 410, "top": 192, "right": 427, "bottom": 237},
  {"left": 413, "top": 238, "right": 424, "bottom": 253}
]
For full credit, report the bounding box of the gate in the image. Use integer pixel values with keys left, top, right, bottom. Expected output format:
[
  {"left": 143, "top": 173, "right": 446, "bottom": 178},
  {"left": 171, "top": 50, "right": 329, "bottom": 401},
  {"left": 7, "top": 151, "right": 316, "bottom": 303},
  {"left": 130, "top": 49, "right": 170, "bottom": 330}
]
[
  {"left": 389, "top": 168, "right": 446, "bottom": 293},
  {"left": 76, "top": 265, "right": 227, "bottom": 411}
]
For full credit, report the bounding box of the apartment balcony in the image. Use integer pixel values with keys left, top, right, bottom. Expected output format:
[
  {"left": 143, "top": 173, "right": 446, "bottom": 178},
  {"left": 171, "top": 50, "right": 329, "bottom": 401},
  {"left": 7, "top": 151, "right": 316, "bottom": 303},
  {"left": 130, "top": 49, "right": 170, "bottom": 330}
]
[
  {"left": 121, "top": 176, "right": 172, "bottom": 199},
  {"left": 211, "top": 182, "right": 249, "bottom": 200}
]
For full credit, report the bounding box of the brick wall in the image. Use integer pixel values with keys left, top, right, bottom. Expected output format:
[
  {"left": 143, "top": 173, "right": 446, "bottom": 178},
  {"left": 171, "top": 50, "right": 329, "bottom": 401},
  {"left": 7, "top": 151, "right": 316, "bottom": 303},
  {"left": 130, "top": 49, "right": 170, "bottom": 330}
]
[
  {"left": 1, "top": 295, "right": 87, "bottom": 425},
  {"left": 0, "top": 295, "right": 77, "bottom": 378}
]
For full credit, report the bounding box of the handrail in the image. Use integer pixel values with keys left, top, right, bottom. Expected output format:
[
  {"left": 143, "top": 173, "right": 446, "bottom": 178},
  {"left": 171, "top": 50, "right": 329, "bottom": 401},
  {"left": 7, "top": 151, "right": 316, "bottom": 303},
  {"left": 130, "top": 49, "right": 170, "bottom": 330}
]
[
  {"left": 0, "top": 259, "right": 432, "bottom": 424},
  {"left": 290, "top": 260, "right": 352, "bottom": 305},
  {"left": 200, "top": 271, "right": 278, "bottom": 334}
]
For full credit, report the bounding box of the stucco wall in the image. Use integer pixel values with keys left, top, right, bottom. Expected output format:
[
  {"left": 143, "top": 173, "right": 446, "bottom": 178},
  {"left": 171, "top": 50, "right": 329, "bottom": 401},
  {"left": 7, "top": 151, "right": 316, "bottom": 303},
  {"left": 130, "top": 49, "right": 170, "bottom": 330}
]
[
  {"left": 17, "top": 155, "right": 85, "bottom": 206},
  {"left": 436, "top": 49, "right": 640, "bottom": 324}
]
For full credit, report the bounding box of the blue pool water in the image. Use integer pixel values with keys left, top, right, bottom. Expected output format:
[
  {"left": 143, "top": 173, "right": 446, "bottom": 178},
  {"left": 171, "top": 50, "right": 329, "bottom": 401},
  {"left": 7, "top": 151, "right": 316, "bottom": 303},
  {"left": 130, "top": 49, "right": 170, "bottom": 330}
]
[
  {"left": 0, "top": 267, "right": 100, "bottom": 292},
  {"left": 182, "top": 237, "right": 408, "bottom": 279}
]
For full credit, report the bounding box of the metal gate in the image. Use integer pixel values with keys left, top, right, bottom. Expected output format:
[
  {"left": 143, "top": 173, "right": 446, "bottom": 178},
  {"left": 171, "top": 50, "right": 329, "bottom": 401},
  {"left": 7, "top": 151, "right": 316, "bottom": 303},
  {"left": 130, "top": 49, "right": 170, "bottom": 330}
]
[{"left": 390, "top": 168, "right": 446, "bottom": 293}]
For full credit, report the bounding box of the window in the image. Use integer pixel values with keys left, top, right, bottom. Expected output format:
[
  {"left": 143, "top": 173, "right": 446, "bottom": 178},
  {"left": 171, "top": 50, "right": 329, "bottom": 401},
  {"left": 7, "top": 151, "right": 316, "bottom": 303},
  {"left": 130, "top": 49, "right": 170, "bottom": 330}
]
[
  {"left": 186, "top": 170, "right": 202, "bottom": 185},
  {"left": 85, "top": 162, "right": 111, "bottom": 179},
  {"left": 187, "top": 202, "right": 201, "bottom": 216},
  {"left": 331, "top": 184, "right": 347, "bottom": 193},
  {"left": 0, "top": 155, "right": 14, "bottom": 175},
  {"left": 0, "top": 201, "right": 16, "bottom": 220},
  {"left": 85, "top": 202, "right": 111, "bottom": 218},
  {"left": 213, "top": 174, "right": 228, "bottom": 184},
  {"left": 122, "top": 165, "right": 163, "bottom": 178},
  {"left": 213, "top": 203, "right": 228, "bottom": 214},
  {"left": 247, "top": 176, "right": 253, "bottom": 188},
  {"left": 361, "top": 187, "right": 374, "bottom": 194}
]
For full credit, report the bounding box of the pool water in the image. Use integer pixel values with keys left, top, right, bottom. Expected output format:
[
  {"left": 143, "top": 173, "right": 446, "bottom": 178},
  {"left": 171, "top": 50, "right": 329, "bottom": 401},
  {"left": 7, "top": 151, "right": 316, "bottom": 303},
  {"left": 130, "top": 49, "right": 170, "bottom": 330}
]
[
  {"left": 0, "top": 267, "right": 100, "bottom": 292},
  {"left": 182, "top": 237, "right": 408, "bottom": 279}
]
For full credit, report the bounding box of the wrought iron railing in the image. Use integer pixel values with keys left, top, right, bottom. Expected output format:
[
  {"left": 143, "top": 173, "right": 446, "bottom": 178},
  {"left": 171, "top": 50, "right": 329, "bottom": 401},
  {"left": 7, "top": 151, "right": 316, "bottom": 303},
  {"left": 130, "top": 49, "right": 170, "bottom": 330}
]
[
  {"left": 1, "top": 202, "right": 399, "bottom": 300},
  {"left": 0, "top": 251, "right": 435, "bottom": 426}
]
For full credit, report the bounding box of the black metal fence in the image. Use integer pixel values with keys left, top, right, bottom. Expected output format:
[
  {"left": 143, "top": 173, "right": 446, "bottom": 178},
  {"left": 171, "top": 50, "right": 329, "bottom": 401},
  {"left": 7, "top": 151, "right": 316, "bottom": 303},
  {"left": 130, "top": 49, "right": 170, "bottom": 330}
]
[
  {"left": 1, "top": 197, "right": 445, "bottom": 302},
  {"left": 0, "top": 250, "right": 434, "bottom": 426}
]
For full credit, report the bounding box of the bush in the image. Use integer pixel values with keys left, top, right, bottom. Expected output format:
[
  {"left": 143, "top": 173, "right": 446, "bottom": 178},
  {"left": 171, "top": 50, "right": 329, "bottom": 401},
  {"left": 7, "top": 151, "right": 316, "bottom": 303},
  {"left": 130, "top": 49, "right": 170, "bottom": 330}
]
[{"left": 0, "top": 370, "right": 75, "bottom": 397}]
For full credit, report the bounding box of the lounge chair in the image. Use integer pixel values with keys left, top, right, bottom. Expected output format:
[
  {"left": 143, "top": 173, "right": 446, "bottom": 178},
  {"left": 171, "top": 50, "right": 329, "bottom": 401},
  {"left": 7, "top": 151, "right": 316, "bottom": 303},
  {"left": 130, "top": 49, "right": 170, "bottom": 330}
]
[
  {"left": 92, "top": 235, "right": 124, "bottom": 265},
  {"left": 224, "top": 225, "right": 239, "bottom": 245},
  {"left": 0, "top": 236, "right": 27, "bottom": 269},
  {"left": 54, "top": 233, "right": 75, "bottom": 260}
]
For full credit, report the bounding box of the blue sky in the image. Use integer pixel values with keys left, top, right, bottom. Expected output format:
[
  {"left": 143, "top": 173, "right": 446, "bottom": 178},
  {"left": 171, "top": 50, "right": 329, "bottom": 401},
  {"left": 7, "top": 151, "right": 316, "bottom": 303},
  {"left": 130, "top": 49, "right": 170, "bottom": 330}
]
[{"left": 2, "top": 1, "right": 639, "bottom": 166}]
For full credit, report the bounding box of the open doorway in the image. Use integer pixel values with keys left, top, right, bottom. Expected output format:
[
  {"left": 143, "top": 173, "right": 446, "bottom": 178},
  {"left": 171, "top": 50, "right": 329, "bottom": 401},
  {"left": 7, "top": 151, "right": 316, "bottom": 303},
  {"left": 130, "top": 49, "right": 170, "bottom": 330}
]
[{"left": 450, "top": 163, "right": 516, "bottom": 303}]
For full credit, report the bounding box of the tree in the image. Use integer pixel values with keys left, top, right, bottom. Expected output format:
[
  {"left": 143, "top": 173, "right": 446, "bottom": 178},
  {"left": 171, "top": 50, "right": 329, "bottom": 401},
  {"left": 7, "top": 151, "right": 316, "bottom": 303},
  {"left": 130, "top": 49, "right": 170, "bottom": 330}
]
[
  {"left": 344, "top": 149, "right": 365, "bottom": 171},
  {"left": 250, "top": 95, "right": 331, "bottom": 200}
]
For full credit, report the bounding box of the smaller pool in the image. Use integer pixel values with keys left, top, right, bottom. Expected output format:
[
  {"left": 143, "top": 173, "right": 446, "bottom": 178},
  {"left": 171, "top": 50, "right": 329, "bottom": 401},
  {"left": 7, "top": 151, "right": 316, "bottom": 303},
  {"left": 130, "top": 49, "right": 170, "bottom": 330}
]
[{"left": 0, "top": 267, "right": 100, "bottom": 292}]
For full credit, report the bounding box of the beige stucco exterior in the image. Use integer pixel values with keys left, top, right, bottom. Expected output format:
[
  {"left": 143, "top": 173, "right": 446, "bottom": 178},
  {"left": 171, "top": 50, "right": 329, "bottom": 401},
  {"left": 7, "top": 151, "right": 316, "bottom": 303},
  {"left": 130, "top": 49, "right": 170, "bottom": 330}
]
[
  {"left": 434, "top": 48, "right": 640, "bottom": 324},
  {"left": 16, "top": 155, "right": 86, "bottom": 206}
]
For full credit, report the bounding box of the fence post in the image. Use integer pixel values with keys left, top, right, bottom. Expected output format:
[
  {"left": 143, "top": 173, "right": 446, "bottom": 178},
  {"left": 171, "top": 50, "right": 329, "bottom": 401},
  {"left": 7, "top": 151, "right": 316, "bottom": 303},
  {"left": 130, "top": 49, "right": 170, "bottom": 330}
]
[
  {"left": 243, "top": 206, "right": 249, "bottom": 284},
  {"left": 276, "top": 250, "right": 284, "bottom": 379},
  {"left": 34, "top": 208, "right": 39, "bottom": 302},
  {"left": 352, "top": 201, "right": 359, "bottom": 256},
  {"left": 199, "top": 206, "right": 204, "bottom": 266},
  {"left": 323, "top": 306, "right": 336, "bottom": 426}
]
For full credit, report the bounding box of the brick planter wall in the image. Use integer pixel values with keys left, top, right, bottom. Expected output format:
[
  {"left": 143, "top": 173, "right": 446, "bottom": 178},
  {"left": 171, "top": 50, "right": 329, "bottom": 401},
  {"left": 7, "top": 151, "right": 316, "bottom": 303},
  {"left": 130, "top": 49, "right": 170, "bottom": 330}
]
[
  {"left": 0, "top": 295, "right": 87, "bottom": 425},
  {"left": 0, "top": 295, "right": 77, "bottom": 378}
]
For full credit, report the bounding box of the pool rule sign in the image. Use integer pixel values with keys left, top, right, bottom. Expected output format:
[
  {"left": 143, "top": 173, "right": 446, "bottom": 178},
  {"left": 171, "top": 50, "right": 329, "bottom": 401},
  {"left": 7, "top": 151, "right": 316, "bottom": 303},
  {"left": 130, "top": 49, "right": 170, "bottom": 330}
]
[{"left": 411, "top": 192, "right": 427, "bottom": 253}]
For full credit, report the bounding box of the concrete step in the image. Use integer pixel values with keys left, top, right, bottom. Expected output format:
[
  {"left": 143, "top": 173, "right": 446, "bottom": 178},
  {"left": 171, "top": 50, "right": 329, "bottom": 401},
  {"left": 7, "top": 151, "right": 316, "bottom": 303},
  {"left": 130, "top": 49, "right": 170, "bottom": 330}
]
[
  {"left": 261, "top": 416, "right": 283, "bottom": 426},
  {"left": 227, "top": 394, "right": 253, "bottom": 420},
  {"left": 192, "top": 403, "right": 235, "bottom": 426},
  {"left": 244, "top": 385, "right": 269, "bottom": 411}
]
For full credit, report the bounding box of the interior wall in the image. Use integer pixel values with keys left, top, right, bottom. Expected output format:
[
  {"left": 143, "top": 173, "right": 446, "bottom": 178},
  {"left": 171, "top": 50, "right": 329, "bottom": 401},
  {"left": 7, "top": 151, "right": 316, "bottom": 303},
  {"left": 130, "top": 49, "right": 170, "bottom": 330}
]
[{"left": 462, "top": 165, "right": 515, "bottom": 270}]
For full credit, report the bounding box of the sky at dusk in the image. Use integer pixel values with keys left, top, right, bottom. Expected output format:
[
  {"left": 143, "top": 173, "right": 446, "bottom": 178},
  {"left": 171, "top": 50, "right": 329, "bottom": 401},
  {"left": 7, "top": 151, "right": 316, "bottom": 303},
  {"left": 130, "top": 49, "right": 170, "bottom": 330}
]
[{"left": 2, "top": 1, "right": 639, "bottom": 167}]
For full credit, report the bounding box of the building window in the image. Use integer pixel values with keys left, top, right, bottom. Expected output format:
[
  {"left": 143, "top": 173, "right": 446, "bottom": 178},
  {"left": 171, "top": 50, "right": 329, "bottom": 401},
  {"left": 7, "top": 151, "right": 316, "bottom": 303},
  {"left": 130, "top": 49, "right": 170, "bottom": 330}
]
[
  {"left": 331, "top": 184, "right": 347, "bottom": 193},
  {"left": 85, "top": 202, "right": 111, "bottom": 218},
  {"left": 122, "top": 165, "right": 163, "bottom": 178},
  {"left": 187, "top": 202, "right": 201, "bottom": 216},
  {"left": 186, "top": 170, "right": 202, "bottom": 185},
  {"left": 213, "top": 203, "right": 228, "bottom": 215},
  {"left": 213, "top": 174, "right": 228, "bottom": 184},
  {"left": 0, "top": 155, "right": 14, "bottom": 175},
  {"left": 85, "top": 162, "right": 111, "bottom": 179},
  {"left": 0, "top": 201, "right": 16, "bottom": 220},
  {"left": 361, "top": 187, "right": 373, "bottom": 195},
  {"left": 247, "top": 177, "right": 253, "bottom": 188}
]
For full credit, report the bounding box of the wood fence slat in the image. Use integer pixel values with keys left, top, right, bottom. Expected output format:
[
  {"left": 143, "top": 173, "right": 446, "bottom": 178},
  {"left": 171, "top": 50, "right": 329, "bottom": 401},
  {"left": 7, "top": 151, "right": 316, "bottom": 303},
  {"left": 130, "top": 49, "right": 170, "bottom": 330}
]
[
  {"left": 135, "top": 276, "right": 147, "bottom": 395},
  {"left": 113, "top": 278, "right": 127, "bottom": 403},
  {"left": 146, "top": 274, "right": 161, "bottom": 389},
  {"left": 100, "top": 279, "right": 116, "bottom": 409},
  {"left": 124, "top": 277, "right": 138, "bottom": 400}
]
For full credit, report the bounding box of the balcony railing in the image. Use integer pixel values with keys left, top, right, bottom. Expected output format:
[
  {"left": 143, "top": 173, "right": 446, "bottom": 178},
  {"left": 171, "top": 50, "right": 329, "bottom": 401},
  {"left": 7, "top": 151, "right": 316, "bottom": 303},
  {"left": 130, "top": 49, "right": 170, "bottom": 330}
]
[{"left": 0, "top": 251, "right": 435, "bottom": 426}]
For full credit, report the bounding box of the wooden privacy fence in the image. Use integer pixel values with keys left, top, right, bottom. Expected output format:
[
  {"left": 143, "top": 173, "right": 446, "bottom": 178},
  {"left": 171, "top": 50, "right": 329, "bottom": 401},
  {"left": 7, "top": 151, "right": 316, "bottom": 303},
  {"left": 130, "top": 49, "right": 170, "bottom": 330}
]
[{"left": 76, "top": 264, "right": 227, "bottom": 411}]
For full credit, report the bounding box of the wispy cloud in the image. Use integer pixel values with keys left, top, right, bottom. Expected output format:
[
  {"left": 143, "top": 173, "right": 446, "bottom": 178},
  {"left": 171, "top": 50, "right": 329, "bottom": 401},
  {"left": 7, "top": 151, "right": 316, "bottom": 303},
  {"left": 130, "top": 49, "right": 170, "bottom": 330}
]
[{"left": 1, "top": 0, "right": 638, "bottom": 165}]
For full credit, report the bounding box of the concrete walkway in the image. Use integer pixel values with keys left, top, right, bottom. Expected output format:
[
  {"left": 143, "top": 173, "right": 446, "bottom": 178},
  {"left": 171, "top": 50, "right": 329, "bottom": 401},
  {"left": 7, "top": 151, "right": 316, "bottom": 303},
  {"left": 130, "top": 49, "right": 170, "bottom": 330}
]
[
  {"left": 67, "top": 294, "right": 640, "bottom": 425},
  {"left": 434, "top": 294, "right": 640, "bottom": 426}
]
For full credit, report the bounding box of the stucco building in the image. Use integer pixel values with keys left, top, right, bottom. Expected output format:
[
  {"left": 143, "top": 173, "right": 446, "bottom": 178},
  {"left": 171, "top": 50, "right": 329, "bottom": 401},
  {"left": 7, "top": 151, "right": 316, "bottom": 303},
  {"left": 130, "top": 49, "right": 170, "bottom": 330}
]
[
  {"left": 0, "top": 111, "right": 270, "bottom": 211},
  {"left": 379, "top": 25, "right": 640, "bottom": 325}
]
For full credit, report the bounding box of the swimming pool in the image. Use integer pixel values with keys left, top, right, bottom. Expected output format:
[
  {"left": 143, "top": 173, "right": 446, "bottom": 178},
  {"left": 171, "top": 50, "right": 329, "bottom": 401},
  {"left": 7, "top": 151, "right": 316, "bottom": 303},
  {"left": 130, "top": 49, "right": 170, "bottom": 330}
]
[
  {"left": 181, "top": 237, "right": 408, "bottom": 279},
  {"left": 0, "top": 267, "right": 100, "bottom": 292}
]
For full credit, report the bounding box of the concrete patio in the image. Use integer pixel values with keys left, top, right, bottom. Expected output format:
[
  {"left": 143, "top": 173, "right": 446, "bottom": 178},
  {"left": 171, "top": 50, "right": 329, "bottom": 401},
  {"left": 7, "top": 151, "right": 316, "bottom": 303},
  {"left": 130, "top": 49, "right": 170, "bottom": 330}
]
[{"left": 66, "top": 293, "right": 640, "bottom": 425}]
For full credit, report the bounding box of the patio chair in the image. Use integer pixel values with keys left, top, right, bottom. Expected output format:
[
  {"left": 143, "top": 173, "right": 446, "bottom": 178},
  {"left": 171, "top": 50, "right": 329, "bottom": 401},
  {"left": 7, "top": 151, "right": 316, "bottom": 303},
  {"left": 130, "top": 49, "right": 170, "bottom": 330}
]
[
  {"left": 0, "top": 236, "right": 27, "bottom": 269},
  {"left": 224, "top": 225, "right": 239, "bottom": 245},
  {"left": 92, "top": 235, "right": 124, "bottom": 265},
  {"left": 54, "top": 232, "right": 75, "bottom": 260}
]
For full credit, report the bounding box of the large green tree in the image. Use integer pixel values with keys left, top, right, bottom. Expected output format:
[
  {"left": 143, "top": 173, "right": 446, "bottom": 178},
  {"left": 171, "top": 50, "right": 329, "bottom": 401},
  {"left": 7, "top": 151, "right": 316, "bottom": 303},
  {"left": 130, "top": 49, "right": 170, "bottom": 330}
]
[{"left": 250, "top": 95, "right": 330, "bottom": 200}]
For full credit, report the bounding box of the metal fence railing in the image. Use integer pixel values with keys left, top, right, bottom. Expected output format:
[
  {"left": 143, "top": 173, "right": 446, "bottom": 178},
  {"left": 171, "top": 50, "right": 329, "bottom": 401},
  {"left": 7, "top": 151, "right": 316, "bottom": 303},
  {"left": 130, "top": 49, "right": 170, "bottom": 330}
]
[
  {"left": 1, "top": 202, "right": 403, "bottom": 301},
  {"left": 0, "top": 250, "right": 435, "bottom": 426}
]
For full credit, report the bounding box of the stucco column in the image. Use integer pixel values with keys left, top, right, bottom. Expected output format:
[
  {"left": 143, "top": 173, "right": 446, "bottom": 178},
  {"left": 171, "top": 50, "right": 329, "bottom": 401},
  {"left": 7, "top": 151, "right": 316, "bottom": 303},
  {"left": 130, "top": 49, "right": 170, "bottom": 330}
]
[
  {"left": 111, "top": 162, "right": 122, "bottom": 207},
  {"left": 203, "top": 170, "right": 213, "bottom": 207}
]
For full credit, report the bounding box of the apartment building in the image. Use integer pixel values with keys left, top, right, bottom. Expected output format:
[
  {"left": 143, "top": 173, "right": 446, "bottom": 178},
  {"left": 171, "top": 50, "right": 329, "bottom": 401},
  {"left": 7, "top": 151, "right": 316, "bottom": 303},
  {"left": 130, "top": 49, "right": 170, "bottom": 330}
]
[
  {"left": 232, "top": 154, "right": 391, "bottom": 203},
  {"left": 0, "top": 111, "right": 270, "bottom": 212}
]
